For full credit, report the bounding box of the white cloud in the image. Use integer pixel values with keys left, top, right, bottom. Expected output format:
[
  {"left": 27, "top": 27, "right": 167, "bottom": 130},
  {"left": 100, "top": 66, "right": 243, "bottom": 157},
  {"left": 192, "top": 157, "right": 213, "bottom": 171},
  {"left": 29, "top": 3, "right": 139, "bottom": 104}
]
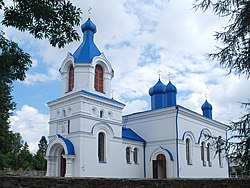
[
  {"left": 31, "top": 59, "right": 38, "bottom": 67},
  {"left": 122, "top": 100, "right": 149, "bottom": 115},
  {"left": 9, "top": 105, "right": 49, "bottom": 153},
  {"left": 23, "top": 66, "right": 60, "bottom": 85},
  {"left": 3, "top": 0, "right": 249, "bottom": 136}
]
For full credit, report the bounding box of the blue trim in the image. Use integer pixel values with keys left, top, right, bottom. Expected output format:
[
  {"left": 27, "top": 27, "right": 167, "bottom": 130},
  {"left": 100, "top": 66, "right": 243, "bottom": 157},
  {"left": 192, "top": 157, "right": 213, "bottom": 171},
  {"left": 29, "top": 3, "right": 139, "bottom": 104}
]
[
  {"left": 160, "top": 146, "right": 174, "bottom": 161},
  {"left": 57, "top": 134, "right": 75, "bottom": 155},
  {"left": 143, "top": 142, "right": 146, "bottom": 178},
  {"left": 197, "top": 128, "right": 211, "bottom": 144},
  {"left": 182, "top": 131, "right": 189, "bottom": 140},
  {"left": 80, "top": 90, "right": 124, "bottom": 106},
  {"left": 122, "top": 127, "right": 145, "bottom": 142},
  {"left": 175, "top": 106, "right": 180, "bottom": 177}
]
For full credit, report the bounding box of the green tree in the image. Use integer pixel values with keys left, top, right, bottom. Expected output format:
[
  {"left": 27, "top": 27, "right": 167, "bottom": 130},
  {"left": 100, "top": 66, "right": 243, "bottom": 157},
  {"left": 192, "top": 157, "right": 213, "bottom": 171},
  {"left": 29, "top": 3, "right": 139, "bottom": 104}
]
[
  {"left": 194, "top": 0, "right": 250, "bottom": 175},
  {"left": 0, "top": 31, "right": 32, "bottom": 169},
  {"left": 6, "top": 132, "right": 23, "bottom": 170},
  {"left": 194, "top": 0, "right": 250, "bottom": 78},
  {"left": 31, "top": 136, "right": 47, "bottom": 171},
  {"left": 0, "top": 0, "right": 81, "bottom": 169},
  {"left": 227, "top": 102, "right": 250, "bottom": 175},
  {"left": 18, "top": 142, "right": 33, "bottom": 170}
]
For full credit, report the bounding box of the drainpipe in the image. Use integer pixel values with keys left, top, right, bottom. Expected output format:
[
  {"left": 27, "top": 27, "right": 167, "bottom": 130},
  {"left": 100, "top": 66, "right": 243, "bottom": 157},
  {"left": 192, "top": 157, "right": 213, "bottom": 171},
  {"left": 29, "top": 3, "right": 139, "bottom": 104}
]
[
  {"left": 143, "top": 142, "right": 146, "bottom": 178},
  {"left": 175, "top": 106, "right": 180, "bottom": 178},
  {"left": 226, "top": 129, "right": 230, "bottom": 177}
]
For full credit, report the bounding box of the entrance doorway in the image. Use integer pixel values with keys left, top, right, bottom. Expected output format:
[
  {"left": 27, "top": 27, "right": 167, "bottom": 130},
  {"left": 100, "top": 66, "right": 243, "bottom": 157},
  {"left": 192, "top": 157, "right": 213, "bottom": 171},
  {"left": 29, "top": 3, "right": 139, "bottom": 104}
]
[
  {"left": 60, "top": 149, "right": 66, "bottom": 177},
  {"left": 153, "top": 154, "right": 166, "bottom": 179}
]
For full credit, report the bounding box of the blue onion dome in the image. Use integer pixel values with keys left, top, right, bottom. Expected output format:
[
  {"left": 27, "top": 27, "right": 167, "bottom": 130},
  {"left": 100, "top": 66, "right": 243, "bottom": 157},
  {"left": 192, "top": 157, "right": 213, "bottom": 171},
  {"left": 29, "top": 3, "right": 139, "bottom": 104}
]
[
  {"left": 201, "top": 100, "right": 212, "bottom": 110},
  {"left": 149, "top": 79, "right": 166, "bottom": 96},
  {"left": 165, "top": 81, "right": 177, "bottom": 93},
  {"left": 81, "top": 18, "right": 97, "bottom": 33}
]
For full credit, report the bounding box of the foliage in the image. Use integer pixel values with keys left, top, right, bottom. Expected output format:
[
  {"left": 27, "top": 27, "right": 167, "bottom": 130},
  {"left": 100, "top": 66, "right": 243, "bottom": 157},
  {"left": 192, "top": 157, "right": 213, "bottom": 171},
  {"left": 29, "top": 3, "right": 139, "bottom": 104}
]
[
  {"left": 18, "top": 142, "right": 33, "bottom": 170},
  {"left": 0, "top": 0, "right": 81, "bottom": 170},
  {"left": 5, "top": 132, "right": 23, "bottom": 170},
  {"left": 2, "top": 0, "right": 81, "bottom": 48},
  {"left": 227, "top": 102, "right": 250, "bottom": 174},
  {"left": 0, "top": 31, "right": 32, "bottom": 169},
  {"left": 194, "top": 0, "right": 250, "bottom": 78},
  {"left": 194, "top": 0, "right": 250, "bottom": 175},
  {"left": 31, "top": 136, "right": 47, "bottom": 170}
]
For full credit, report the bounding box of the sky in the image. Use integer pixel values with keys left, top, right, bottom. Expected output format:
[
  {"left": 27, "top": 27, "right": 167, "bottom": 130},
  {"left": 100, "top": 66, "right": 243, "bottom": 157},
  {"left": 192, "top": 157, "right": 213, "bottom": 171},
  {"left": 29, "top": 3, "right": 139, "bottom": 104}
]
[{"left": 2, "top": 0, "right": 249, "bottom": 153}]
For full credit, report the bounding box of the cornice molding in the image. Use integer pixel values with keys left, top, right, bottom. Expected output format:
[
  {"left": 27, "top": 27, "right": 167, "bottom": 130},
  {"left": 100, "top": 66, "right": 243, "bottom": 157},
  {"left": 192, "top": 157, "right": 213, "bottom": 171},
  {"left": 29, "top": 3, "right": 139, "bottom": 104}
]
[
  {"left": 49, "top": 113, "right": 122, "bottom": 126},
  {"left": 123, "top": 107, "right": 176, "bottom": 123},
  {"left": 177, "top": 106, "right": 228, "bottom": 130},
  {"left": 48, "top": 91, "right": 124, "bottom": 111}
]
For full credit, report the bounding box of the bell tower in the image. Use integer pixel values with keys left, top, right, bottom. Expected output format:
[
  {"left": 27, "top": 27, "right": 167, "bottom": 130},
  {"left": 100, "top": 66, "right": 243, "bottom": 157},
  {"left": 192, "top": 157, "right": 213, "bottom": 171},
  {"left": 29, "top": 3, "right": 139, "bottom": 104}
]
[{"left": 59, "top": 18, "right": 114, "bottom": 98}]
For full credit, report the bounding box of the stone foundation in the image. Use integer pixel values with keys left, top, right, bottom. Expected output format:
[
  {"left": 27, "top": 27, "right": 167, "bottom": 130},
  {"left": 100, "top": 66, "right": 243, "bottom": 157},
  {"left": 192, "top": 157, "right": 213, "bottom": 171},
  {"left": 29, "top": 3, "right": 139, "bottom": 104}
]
[{"left": 0, "top": 177, "right": 249, "bottom": 188}]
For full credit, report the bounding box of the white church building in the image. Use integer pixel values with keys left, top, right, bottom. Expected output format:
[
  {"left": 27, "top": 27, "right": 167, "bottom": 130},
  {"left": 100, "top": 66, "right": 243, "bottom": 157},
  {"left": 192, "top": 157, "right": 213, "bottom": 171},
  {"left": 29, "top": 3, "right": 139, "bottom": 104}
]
[{"left": 45, "top": 18, "right": 229, "bottom": 178}]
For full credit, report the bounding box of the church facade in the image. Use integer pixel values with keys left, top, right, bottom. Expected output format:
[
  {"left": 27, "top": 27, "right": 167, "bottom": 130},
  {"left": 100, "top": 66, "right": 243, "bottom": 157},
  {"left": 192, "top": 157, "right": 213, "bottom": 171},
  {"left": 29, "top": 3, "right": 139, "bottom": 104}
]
[{"left": 45, "top": 18, "right": 229, "bottom": 178}]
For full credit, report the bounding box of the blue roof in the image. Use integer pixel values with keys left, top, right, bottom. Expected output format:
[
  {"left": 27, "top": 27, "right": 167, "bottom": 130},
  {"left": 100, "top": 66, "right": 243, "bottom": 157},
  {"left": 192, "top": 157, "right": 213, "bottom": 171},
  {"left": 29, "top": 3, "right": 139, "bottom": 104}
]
[
  {"left": 80, "top": 90, "right": 125, "bottom": 106},
  {"left": 81, "top": 18, "right": 97, "bottom": 33},
  {"left": 73, "top": 18, "right": 101, "bottom": 63},
  {"left": 149, "top": 79, "right": 166, "bottom": 96},
  {"left": 122, "top": 127, "right": 145, "bottom": 142},
  {"left": 57, "top": 134, "right": 75, "bottom": 155},
  {"left": 165, "top": 81, "right": 177, "bottom": 93},
  {"left": 201, "top": 100, "right": 212, "bottom": 110}
]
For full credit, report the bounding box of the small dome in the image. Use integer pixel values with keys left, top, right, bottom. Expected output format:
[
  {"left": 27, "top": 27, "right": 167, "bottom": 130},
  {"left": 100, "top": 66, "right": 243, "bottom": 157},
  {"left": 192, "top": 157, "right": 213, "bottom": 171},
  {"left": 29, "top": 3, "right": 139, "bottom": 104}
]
[
  {"left": 201, "top": 100, "right": 212, "bottom": 110},
  {"left": 149, "top": 79, "right": 166, "bottom": 96},
  {"left": 165, "top": 81, "right": 177, "bottom": 93},
  {"left": 81, "top": 18, "right": 97, "bottom": 33}
]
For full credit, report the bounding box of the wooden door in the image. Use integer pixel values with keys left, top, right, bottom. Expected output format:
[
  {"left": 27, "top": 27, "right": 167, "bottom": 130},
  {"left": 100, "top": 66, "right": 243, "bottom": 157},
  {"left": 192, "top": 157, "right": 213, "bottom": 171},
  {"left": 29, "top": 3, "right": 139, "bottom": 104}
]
[
  {"left": 153, "top": 154, "right": 166, "bottom": 179},
  {"left": 60, "top": 149, "right": 66, "bottom": 177}
]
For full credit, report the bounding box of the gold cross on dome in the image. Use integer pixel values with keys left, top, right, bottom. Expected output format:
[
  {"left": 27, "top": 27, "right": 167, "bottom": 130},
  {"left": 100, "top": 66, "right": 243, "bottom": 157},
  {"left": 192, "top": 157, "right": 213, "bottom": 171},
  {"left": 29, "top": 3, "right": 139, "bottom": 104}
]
[
  {"left": 168, "top": 72, "right": 172, "bottom": 81},
  {"left": 111, "top": 90, "right": 114, "bottom": 99},
  {"left": 204, "top": 93, "right": 208, "bottom": 100},
  {"left": 88, "top": 7, "right": 92, "bottom": 18},
  {"left": 157, "top": 70, "right": 161, "bottom": 79}
]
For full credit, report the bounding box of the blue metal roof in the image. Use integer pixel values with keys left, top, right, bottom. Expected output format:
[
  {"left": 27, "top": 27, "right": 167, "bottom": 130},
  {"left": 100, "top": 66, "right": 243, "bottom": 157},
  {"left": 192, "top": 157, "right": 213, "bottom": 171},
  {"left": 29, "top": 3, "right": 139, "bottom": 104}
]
[
  {"left": 201, "top": 100, "right": 213, "bottom": 119},
  {"left": 149, "top": 79, "right": 166, "bottom": 96},
  {"left": 73, "top": 18, "right": 101, "bottom": 63},
  {"left": 122, "top": 127, "right": 145, "bottom": 142},
  {"left": 201, "top": 100, "right": 212, "bottom": 110},
  {"left": 80, "top": 90, "right": 125, "bottom": 106},
  {"left": 57, "top": 134, "right": 75, "bottom": 155},
  {"left": 165, "top": 81, "right": 177, "bottom": 93}
]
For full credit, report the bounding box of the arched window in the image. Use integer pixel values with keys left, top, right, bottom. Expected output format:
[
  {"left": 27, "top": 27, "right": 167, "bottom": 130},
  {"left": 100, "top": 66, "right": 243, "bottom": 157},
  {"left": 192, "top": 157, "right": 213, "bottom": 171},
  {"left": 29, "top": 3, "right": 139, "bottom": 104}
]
[
  {"left": 98, "top": 132, "right": 105, "bottom": 162},
  {"left": 207, "top": 143, "right": 212, "bottom": 166},
  {"left": 68, "top": 65, "right": 74, "bottom": 91},
  {"left": 134, "top": 148, "right": 138, "bottom": 164},
  {"left": 94, "top": 65, "right": 104, "bottom": 92},
  {"left": 201, "top": 142, "right": 206, "bottom": 166},
  {"left": 126, "top": 147, "right": 131, "bottom": 163},
  {"left": 62, "top": 109, "right": 66, "bottom": 117},
  {"left": 186, "top": 138, "right": 192, "bottom": 165},
  {"left": 100, "top": 110, "right": 104, "bottom": 118}
]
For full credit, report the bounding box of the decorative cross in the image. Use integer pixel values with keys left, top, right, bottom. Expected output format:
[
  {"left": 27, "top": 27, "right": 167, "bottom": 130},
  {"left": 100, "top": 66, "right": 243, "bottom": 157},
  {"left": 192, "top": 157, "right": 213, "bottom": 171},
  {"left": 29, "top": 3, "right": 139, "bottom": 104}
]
[
  {"left": 168, "top": 72, "right": 172, "bottom": 81},
  {"left": 157, "top": 70, "right": 161, "bottom": 79},
  {"left": 88, "top": 7, "right": 92, "bottom": 18},
  {"left": 111, "top": 90, "right": 114, "bottom": 99},
  {"left": 204, "top": 93, "right": 208, "bottom": 100}
]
